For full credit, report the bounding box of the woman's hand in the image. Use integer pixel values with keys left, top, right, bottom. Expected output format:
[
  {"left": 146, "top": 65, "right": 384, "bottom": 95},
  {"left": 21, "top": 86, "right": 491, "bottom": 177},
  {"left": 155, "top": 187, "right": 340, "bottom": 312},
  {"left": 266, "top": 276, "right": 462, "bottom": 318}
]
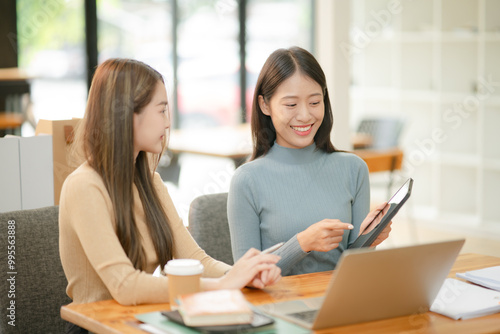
[
  {"left": 220, "top": 248, "right": 281, "bottom": 289},
  {"left": 297, "top": 219, "right": 354, "bottom": 253},
  {"left": 358, "top": 202, "right": 392, "bottom": 247},
  {"left": 370, "top": 221, "right": 392, "bottom": 247},
  {"left": 247, "top": 263, "right": 282, "bottom": 289},
  {"left": 358, "top": 202, "right": 389, "bottom": 236}
]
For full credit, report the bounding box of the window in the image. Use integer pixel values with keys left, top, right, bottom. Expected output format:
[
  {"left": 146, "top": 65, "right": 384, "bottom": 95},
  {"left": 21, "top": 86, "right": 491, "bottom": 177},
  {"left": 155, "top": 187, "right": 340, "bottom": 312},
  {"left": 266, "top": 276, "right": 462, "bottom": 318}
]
[
  {"left": 17, "top": 0, "right": 86, "bottom": 127},
  {"left": 97, "top": 0, "right": 174, "bottom": 93},
  {"left": 176, "top": 0, "right": 240, "bottom": 128},
  {"left": 246, "top": 0, "right": 314, "bottom": 121},
  {"left": 16, "top": 0, "right": 313, "bottom": 130}
]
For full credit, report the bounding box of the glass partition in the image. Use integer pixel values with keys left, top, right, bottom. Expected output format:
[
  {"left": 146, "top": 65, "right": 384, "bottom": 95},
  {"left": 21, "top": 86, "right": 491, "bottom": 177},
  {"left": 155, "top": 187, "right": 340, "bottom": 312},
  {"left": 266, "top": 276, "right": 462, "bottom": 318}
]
[
  {"left": 17, "top": 0, "right": 86, "bottom": 128},
  {"left": 176, "top": 0, "right": 240, "bottom": 128},
  {"left": 97, "top": 0, "right": 174, "bottom": 109},
  {"left": 246, "top": 0, "right": 313, "bottom": 121}
]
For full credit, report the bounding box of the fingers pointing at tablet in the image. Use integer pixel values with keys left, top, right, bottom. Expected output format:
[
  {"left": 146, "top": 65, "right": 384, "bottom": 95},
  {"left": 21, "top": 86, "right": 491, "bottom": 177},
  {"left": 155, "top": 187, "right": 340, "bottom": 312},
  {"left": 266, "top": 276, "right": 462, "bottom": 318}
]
[
  {"left": 297, "top": 220, "right": 354, "bottom": 253},
  {"left": 295, "top": 201, "right": 394, "bottom": 254}
]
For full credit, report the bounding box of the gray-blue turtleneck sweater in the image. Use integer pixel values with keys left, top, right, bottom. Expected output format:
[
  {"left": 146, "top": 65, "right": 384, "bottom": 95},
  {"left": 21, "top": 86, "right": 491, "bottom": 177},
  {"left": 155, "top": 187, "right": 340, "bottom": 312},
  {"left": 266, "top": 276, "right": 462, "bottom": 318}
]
[{"left": 228, "top": 142, "right": 370, "bottom": 276}]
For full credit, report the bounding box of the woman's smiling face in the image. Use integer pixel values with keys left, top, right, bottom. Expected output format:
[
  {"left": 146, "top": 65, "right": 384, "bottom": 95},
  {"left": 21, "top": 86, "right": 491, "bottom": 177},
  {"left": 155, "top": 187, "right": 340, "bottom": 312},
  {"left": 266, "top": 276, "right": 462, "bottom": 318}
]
[{"left": 259, "top": 71, "right": 324, "bottom": 149}]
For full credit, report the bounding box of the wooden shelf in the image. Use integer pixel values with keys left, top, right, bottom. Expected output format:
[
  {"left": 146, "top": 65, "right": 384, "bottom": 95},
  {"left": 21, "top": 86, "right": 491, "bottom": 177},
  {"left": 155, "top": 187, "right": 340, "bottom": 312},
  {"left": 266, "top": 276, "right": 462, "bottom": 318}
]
[{"left": 349, "top": 0, "right": 500, "bottom": 231}]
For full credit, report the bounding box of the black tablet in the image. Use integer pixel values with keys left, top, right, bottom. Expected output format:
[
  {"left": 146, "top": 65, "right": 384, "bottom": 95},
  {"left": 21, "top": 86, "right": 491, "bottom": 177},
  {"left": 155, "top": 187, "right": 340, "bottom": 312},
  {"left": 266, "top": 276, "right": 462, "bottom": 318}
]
[{"left": 348, "top": 178, "right": 413, "bottom": 249}]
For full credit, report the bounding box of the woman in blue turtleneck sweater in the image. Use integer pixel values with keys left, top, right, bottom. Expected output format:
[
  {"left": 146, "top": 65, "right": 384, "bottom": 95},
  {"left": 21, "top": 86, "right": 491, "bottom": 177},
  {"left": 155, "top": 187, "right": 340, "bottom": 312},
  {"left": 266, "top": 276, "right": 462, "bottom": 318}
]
[{"left": 228, "top": 47, "right": 392, "bottom": 276}]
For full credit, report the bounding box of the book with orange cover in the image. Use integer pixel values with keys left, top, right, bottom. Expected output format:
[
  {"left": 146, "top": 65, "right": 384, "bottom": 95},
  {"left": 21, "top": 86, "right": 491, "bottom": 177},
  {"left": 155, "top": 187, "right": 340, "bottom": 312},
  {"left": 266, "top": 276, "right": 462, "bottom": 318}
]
[{"left": 177, "top": 289, "right": 253, "bottom": 326}]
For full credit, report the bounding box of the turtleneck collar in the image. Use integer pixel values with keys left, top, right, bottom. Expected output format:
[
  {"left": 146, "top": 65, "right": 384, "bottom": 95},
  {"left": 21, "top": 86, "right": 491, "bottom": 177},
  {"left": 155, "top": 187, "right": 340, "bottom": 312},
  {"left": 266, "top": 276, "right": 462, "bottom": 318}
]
[{"left": 266, "top": 142, "right": 322, "bottom": 165}]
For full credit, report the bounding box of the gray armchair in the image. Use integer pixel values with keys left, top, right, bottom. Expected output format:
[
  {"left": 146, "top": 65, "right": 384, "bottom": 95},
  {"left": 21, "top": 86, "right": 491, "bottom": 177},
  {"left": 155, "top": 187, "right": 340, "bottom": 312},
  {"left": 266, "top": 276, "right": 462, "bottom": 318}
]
[
  {"left": 356, "top": 117, "right": 406, "bottom": 198},
  {"left": 356, "top": 117, "right": 405, "bottom": 150},
  {"left": 0, "top": 206, "right": 72, "bottom": 333},
  {"left": 188, "top": 193, "right": 234, "bottom": 265}
]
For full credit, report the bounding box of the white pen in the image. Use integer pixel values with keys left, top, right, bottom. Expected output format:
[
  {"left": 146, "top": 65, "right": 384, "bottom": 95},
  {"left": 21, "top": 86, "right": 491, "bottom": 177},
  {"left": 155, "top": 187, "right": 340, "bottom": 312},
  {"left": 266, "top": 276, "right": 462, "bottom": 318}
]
[{"left": 261, "top": 242, "right": 285, "bottom": 254}]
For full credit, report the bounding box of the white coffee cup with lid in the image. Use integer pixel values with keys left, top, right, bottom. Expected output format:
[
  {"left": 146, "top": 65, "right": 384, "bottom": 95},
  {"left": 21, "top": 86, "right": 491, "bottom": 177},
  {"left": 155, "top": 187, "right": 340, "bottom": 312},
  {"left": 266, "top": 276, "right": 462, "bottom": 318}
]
[{"left": 164, "top": 259, "right": 204, "bottom": 308}]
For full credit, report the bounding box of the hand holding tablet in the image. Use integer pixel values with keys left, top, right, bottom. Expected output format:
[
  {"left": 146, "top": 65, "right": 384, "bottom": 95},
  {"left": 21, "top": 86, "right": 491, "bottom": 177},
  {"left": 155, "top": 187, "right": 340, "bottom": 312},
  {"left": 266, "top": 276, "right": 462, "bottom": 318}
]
[{"left": 348, "top": 178, "right": 413, "bottom": 249}]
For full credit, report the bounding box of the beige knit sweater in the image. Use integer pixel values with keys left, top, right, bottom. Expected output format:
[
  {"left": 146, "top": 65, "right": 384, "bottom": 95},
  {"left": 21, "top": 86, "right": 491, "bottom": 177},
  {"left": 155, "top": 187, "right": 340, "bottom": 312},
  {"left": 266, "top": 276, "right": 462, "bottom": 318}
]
[{"left": 59, "top": 162, "right": 231, "bottom": 305}]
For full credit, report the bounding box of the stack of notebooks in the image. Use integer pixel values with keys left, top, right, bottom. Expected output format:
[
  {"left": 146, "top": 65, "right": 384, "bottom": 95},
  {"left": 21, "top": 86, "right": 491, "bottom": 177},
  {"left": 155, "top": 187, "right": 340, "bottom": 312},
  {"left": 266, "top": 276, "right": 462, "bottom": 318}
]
[
  {"left": 430, "top": 266, "right": 500, "bottom": 320},
  {"left": 456, "top": 265, "right": 500, "bottom": 291}
]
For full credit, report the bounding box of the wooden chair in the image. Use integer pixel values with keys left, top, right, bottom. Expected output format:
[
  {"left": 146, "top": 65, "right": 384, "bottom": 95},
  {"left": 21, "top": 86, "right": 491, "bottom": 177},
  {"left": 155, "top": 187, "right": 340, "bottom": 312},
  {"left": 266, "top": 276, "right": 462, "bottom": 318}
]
[
  {"left": 354, "top": 148, "right": 404, "bottom": 198},
  {"left": 354, "top": 117, "right": 406, "bottom": 198}
]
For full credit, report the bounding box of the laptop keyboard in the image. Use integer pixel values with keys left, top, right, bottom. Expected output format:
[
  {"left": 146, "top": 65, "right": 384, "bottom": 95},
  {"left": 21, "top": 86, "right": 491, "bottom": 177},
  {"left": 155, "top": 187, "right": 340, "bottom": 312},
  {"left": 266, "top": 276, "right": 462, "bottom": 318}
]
[{"left": 287, "top": 310, "right": 318, "bottom": 323}]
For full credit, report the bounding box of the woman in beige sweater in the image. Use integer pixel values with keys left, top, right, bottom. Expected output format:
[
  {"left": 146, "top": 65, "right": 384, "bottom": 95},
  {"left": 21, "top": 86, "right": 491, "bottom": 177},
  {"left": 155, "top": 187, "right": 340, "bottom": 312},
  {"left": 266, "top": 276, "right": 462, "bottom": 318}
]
[{"left": 59, "top": 59, "right": 281, "bottom": 333}]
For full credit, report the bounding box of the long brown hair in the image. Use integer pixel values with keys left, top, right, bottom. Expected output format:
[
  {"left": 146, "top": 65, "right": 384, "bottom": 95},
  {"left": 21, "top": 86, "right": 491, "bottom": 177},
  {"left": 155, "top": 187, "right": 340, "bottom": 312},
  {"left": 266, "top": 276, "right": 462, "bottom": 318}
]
[
  {"left": 76, "top": 58, "right": 174, "bottom": 270},
  {"left": 250, "top": 46, "right": 337, "bottom": 160}
]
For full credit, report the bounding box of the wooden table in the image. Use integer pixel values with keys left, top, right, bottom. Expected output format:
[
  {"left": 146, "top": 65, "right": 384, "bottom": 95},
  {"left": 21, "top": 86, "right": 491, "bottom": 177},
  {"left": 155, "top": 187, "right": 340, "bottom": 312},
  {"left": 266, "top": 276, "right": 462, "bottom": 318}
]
[
  {"left": 0, "top": 112, "right": 24, "bottom": 130},
  {"left": 353, "top": 148, "right": 403, "bottom": 173},
  {"left": 0, "top": 67, "right": 31, "bottom": 135},
  {"left": 0, "top": 67, "right": 30, "bottom": 81},
  {"left": 167, "top": 125, "right": 404, "bottom": 194},
  {"left": 169, "top": 124, "right": 252, "bottom": 167},
  {"left": 354, "top": 148, "right": 404, "bottom": 197},
  {"left": 0, "top": 67, "right": 31, "bottom": 96},
  {"left": 61, "top": 253, "right": 500, "bottom": 334},
  {"left": 168, "top": 124, "right": 403, "bottom": 169}
]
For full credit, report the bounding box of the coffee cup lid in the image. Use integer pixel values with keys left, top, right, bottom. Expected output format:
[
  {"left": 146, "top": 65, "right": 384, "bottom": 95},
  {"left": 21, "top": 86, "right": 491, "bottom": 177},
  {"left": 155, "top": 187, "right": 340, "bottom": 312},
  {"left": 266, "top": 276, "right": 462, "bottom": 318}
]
[{"left": 164, "top": 259, "right": 204, "bottom": 276}]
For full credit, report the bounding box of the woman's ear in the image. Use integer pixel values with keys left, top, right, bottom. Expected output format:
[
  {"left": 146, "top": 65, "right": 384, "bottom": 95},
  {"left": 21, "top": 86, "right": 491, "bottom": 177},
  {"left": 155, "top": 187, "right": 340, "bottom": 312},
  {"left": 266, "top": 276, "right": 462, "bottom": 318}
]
[{"left": 258, "top": 95, "right": 271, "bottom": 116}]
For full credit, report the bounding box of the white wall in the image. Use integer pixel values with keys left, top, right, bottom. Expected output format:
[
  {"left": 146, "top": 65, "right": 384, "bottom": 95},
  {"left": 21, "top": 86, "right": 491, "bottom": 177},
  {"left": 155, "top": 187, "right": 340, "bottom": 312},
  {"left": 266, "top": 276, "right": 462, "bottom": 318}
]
[
  {"left": 314, "top": 0, "right": 352, "bottom": 150},
  {"left": 324, "top": 0, "right": 500, "bottom": 239}
]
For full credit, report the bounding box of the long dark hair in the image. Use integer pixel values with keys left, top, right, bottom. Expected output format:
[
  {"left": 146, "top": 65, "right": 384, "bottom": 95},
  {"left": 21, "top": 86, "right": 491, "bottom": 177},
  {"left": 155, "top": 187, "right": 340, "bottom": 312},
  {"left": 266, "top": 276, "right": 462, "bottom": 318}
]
[
  {"left": 250, "top": 46, "right": 337, "bottom": 160},
  {"left": 77, "top": 58, "right": 174, "bottom": 270}
]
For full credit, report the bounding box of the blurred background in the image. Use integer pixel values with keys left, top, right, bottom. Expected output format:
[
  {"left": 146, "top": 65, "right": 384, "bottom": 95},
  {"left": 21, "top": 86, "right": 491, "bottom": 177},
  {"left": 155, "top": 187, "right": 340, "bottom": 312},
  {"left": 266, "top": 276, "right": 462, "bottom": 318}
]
[
  {"left": 1, "top": 0, "right": 499, "bottom": 254},
  {"left": 10, "top": 0, "right": 313, "bottom": 128}
]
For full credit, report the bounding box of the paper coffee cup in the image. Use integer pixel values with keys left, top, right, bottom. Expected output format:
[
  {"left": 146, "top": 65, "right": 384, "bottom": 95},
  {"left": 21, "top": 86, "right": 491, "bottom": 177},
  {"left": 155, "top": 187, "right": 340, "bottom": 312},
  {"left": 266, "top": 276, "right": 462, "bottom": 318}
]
[{"left": 164, "top": 259, "right": 204, "bottom": 308}]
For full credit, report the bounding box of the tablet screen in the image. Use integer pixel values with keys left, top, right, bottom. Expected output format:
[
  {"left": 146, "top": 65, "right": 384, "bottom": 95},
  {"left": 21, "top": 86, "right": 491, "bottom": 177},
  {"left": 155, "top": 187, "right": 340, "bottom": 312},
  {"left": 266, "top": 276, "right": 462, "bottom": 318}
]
[{"left": 348, "top": 178, "right": 413, "bottom": 249}]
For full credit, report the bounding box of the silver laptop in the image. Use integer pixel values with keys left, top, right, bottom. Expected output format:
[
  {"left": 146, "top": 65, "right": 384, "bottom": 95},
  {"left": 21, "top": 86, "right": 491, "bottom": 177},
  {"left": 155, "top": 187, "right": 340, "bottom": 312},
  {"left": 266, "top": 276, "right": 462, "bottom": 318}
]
[{"left": 257, "top": 239, "right": 465, "bottom": 330}]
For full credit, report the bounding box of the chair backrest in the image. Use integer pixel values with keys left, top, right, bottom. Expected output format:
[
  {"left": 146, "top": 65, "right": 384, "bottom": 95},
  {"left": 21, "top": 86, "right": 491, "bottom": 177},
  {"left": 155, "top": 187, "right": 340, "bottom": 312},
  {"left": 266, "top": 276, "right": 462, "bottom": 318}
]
[
  {"left": 357, "top": 118, "right": 405, "bottom": 149},
  {"left": 0, "top": 206, "right": 72, "bottom": 333},
  {"left": 188, "top": 193, "right": 234, "bottom": 265}
]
